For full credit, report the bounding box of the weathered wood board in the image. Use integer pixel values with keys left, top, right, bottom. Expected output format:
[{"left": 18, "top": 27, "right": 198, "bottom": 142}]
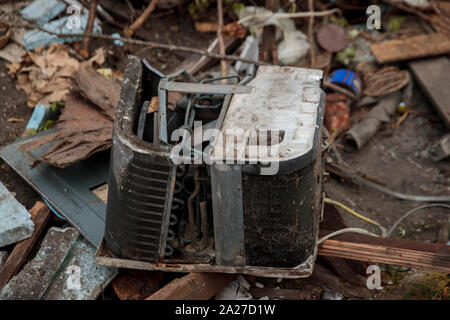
[
  {"left": 0, "top": 227, "right": 117, "bottom": 300},
  {"left": 409, "top": 56, "right": 450, "bottom": 129},
  {"left": 370, "top": 34, "right": 450, "bottom": 63}
]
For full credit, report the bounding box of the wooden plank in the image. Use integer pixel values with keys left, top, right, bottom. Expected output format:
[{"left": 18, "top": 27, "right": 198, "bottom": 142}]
[
  {"left": 0, "top": 227, "right": 117, "bottom": 300},
  {"left": 0, "top": 201, "right": 50, "bottom": 290},
  {"left": 319, "top": 203, "right": 368, "bottom": 286},
  {"left": 318, "top": 232, "right": 450, "bottom": 273},
  {"left": 370, "top": 33, "right": 450, "bottom": 63},
  {"left": 146, "top": 273, "right": 234, "bottom": 300},
  {"left": 409, "top": 57, "right": 450, "bottom": 128}
]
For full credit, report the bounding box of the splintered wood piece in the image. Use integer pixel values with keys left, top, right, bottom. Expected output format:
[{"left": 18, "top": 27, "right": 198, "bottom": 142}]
[
  {"left": 318, "top": 232, "right": 450, "bottom": 273},
  {"left": 370, "top": 33, "right": 450, "bottom": 63},
  {"left": 112, "top": 270, "right": 162, "bottom": 300},
  {"left": 148, "top": 97, "right": 159, "bottom": 113},
  {"left": 125, "top": 0, "right": 158, "bottom": 36},
  {"left": 80, "top": 0, "right": 99, "bottom": 58},
  {"left": 74, "top": 67, "right": 121, "bottom": 120},
  {"left": 21, "top": 93, "right": 113, "bottom": 168},
  {"left": 0, "top": 201, "right": 51, "bottom": 290},
  {"left": 146, "top": 273, "right": 234, "bottom": 300}
]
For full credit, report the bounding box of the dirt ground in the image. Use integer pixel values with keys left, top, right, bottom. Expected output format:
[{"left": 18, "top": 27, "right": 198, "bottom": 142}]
[
  {"left": 326, "top": 89, "right": 450, "bottom": 242},
  {"left": 0, "top": 61, "right": 40, "bottom": 210}
]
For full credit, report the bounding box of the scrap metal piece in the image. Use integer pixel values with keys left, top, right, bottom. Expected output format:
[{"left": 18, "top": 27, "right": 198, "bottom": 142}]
[
  {"left": 343, "top": 91, "right": 402, "bottom": 152},
  {"left": 105, "top": 56, "right": 177, "bottom": 263},
  {"left": 210, "top": 65, "right": 325, "bottom": 269},
  {"left": 0, "top": 131, "right": 109, "bottom": 247},
  {"left": 316, "top": 23, "right": 348, "bottom": 53},
  {"left": 159, "top": 80, "right": 254, "bottom": 95},
  {"left": 211, "top": 164, "right": 246, "bottom": 267},
  {"left": 212, "top": 65, "right": 324, "bottom": 174}
]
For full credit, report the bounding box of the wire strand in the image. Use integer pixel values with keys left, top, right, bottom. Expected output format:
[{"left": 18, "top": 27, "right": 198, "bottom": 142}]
[
  {"left": 387, "top": 203, "right": 450, "bottom": 237},
  {"left": 324, "top": 198, "right": 387, "bottom": 237}
]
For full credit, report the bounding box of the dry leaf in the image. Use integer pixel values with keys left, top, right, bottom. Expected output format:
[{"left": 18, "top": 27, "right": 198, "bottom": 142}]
[{"left": 7, "top": 43, "right": 107, "bottom": 108}]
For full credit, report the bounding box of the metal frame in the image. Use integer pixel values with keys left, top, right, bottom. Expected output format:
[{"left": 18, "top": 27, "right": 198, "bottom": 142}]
[{"left": 95, "top": 238, "right": 314, "bottom": 279}]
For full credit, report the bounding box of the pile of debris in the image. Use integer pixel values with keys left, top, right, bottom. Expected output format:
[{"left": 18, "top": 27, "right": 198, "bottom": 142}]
[{"left": 0, "top": 0, "right": 448, "bottom": 301}]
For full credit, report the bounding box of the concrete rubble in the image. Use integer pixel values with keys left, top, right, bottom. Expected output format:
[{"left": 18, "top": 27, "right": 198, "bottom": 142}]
[{"left": 0, "top": 181, "right": 34, "bottom": 248}]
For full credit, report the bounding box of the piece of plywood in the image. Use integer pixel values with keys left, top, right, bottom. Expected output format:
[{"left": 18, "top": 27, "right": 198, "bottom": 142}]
[
  {"left": 370, "top": 33, "right": 450, "bottom": 63},
  {"left": 318, "top": 232, "right": 450, "bottom": 273},
  {"left": 74, "top": 67, "right": 121, "bottom": 120},
  {"left": 0, "top": 201, "right": 50, "bottom": 290},
  {"left": 409, "top": 56, "right": 450, "bottom": 128}
]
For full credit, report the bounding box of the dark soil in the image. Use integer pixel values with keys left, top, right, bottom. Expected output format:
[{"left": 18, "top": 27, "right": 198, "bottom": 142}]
[
  {"left": 0, "top": 61, "right": 40, "bottom": 210},
  {"left": 326, "top": 89, "right": 450, "bottom": 242}
]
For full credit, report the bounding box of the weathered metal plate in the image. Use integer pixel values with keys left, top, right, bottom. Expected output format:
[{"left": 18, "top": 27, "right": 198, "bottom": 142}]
[
  {"left": 0, "top": 131, "right": 109, "bottom": 247},
  {"left": 214, "top": 65, "right": 323, "bottom": 164},
  {"left": 210, "top": 164, "right": 246, "bottom": 267}
]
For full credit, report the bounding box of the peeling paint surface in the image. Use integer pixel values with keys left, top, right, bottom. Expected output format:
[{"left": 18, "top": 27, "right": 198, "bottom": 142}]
[{"left": 216, "top": 66, "right": 323, "bottom": 162}]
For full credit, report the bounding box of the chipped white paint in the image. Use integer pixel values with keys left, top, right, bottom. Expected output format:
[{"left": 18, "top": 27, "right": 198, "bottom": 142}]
[
  {"left": 214, "top": 65, "right": 323, "bottom": 162},
  {"left": 0, "top": 181, "right": 34, "bottom": 248}
]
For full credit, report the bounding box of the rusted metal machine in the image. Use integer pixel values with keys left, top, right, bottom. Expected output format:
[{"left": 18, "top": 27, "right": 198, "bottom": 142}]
[{"left": 96, "top": 56, "right": 325, "bottom": 278}]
